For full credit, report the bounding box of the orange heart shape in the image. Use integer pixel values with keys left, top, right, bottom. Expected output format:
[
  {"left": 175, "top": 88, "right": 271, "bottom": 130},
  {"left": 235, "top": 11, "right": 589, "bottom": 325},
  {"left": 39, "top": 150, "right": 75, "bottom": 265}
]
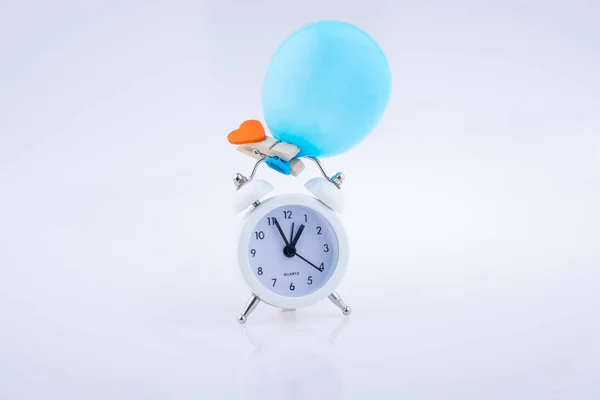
[{"left": 227, "top": 120, "right": 266, "bottom": 145}]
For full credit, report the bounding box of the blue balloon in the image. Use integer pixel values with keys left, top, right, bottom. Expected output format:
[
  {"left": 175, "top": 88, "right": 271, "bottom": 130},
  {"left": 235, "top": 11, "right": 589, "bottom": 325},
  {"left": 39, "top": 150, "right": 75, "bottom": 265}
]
[{"left": 262, "top": 20, "right": 392, "bottom": 157}]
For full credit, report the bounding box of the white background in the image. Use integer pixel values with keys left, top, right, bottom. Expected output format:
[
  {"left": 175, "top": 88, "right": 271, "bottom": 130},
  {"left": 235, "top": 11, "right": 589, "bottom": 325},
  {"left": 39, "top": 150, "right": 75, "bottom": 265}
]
[{"left": 1, "top": 1, "right": 598, "bottom": 398}]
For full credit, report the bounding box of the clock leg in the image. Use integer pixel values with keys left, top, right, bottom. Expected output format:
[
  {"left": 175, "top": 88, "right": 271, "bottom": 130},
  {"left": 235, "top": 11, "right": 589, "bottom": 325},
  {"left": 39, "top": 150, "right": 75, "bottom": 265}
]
[
  {"left": 237, "top": 294, "right": 261, "bottom": 324},
  {"left": 328, "top": 292, "right": 352, "bottom": 316}
]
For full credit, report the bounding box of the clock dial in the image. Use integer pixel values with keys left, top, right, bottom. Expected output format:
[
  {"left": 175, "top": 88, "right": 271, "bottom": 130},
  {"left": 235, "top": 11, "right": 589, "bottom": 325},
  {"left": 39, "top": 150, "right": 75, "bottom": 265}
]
[{"left": 248, "top": 205, "right": 339, "bottom": 297}]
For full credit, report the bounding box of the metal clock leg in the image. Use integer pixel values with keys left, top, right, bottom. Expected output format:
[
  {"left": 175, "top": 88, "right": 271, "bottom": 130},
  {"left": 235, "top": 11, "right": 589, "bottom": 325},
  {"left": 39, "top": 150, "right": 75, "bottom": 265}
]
[
  {"left": 328, "top": 291, "right": 352, "bottom": 315},
  {"left": 237, "top": 294, "right": 261, "bottom": 324}
]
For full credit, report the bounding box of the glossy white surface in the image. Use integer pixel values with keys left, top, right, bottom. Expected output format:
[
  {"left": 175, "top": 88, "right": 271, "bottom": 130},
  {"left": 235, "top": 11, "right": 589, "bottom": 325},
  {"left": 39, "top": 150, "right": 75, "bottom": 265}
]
[
  {"left": 233, "top": 179, "right": 274, "bottom": 214},
  {"left": 1, "top": 1, "right": 599, "bottom": 399},
  {"left": 304, "top": 177, "right": 344, "bottom": 212}
]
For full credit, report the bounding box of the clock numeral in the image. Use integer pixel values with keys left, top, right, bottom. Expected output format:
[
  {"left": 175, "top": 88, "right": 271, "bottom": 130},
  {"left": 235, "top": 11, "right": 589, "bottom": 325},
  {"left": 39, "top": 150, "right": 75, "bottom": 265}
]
[
  {"left": 283, "top": 210, "right": 292, "bottom": 219},
  {"left": 250, "top": 249, "right": 256, "bottom": 257},
  {"left": 257, "top": 267, "right": 263, "bottom": 275},
  {"left": 304, "top": 214, "right": 308, "bottom": 222},
  {"left": 324, "top": 244, "right": 329, "bottom": 252},
  {"left": 307, "top": 276, "right": 313, "bottom": 285},
  {"left": 316, "top": 226, "right": 322, "bottom": 235},
  {"left": 319, "top": 262, "right": 324, "bottom": 272},
  {"left": 255, "top": 231, "right": 265, "bottom": 240},
  {"left": 289, "top": 282, "right": 295, "bottom": 291},
  {"left": 271, "top": 278, "right": 277, "bottom": 287},
  {"left": 267, "top": 217, "right": 273, "bottom": 226}
]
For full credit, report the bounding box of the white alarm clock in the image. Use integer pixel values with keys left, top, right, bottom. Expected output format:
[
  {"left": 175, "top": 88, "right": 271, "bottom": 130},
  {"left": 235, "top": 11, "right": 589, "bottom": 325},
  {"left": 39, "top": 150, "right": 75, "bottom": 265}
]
[{"left": 232, "top": 156, "right": 352, "bottom": 323}]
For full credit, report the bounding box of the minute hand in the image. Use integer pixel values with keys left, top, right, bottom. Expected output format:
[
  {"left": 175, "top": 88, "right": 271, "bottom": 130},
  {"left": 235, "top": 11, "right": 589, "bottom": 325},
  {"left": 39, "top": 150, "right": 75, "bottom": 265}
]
[
  {"left": 295, "top": 253, "right": 323, "bottom": 272},
  {"left": 272, "top": 218, "right": 290, "bottom": 246}
]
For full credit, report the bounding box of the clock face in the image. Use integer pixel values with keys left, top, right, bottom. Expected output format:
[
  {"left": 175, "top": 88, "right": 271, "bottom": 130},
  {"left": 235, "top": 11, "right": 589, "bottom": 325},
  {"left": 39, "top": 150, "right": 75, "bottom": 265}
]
[{"left": 248, "top": 204, "right": 339, "bottom": 297}]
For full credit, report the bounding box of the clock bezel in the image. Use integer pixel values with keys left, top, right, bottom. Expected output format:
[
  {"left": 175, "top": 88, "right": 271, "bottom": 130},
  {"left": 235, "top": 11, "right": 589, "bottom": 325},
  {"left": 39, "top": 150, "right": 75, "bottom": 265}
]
[{"left": 237, "top": 193, "right": 349, "bottom": 309}]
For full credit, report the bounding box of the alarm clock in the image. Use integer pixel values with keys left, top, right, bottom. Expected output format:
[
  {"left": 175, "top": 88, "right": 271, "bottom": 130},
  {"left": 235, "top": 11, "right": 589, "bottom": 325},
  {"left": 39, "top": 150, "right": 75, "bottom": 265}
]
[{"left": 232, "top": 156, "right": 352, "bottom": 323}]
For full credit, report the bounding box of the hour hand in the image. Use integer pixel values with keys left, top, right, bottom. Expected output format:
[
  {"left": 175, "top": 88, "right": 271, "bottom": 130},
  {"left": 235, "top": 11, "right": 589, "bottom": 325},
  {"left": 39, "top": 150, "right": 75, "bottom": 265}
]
[
  {"left": 272, "top": 218, "right": 290, "bottom": 246},
  {"left": 291, "top": 224, "right": 305, "bottom": 247}
]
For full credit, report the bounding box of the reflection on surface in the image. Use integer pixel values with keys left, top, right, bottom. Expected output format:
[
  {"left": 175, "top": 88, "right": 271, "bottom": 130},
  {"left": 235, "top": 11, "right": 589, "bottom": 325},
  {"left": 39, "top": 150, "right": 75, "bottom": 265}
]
[{"left": 240, "top": 312, "right": 349, "bottom": 400}]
